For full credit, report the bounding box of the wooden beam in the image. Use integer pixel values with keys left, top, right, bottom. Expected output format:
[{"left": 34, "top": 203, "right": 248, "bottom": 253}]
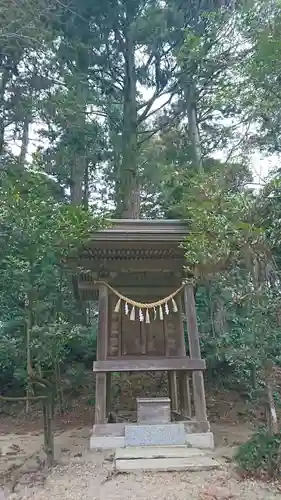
[
  {"left": 168, "top": 371, "right": 178, "bottom": 412},
  {"left": 96, "top": 284, "right": 108, "bottom": 360},
  {"left": 94, "top": 284, "right": 108, "bottom": 425},
  {"left": 176, "top": 295, "right": 191, "bottom": 418},
  {"left": 106, "top": 373, "right": 112, "bottom": 416},
  {"left": 93, "top": 357, "right": 206, "bottom": 373},
  {"left": 172, "top": 411, "right": 191, "bottom": 421},
  {"left": 140, "top": 323, "right": 146, "bottom": 355},
  {"left": 73, "top": 258, "right": 184, "bottom": 273},
  {"left": 183, "top": 284, "right": 208, "bottom": 422},
  {"left": 178, "top": 372, "right": 192, "bottom": 419},
  {"left": 78, "top": 283, "right": 182, "bottom": 296},
  {"left": 178, "top": 297, "right": 186, "bottom": 355}
]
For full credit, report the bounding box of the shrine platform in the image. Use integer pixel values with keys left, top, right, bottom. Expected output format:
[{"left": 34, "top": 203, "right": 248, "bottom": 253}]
[{"left": 90, "top": 422, "right": 214, "bottom": 450}]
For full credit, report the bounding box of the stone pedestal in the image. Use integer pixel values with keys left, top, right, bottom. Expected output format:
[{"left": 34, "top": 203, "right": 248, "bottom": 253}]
[
  {"left": 125, "top": 423, "right": 186, "bottom": 447},
  {"left": 90, "top": 396, "right": 214, "bottom": 450},
  {"left": 137, "top": 397, "right": 171, "bottom": 424}
]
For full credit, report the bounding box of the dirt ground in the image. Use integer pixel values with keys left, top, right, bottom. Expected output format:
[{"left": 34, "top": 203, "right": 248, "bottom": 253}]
[
  {"left": 0, "top": 425, "right": 280, "bottom": 500},
  {"left": 0, "top": 418, "right": 280, "bottom": 499},
  {"left": 1, "top": 383, "right": 281, "bottom": 499}
]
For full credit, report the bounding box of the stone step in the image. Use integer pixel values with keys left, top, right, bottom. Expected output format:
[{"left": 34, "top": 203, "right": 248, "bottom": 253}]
[
  {"left": 116, "top": 446, "right": 205, "bottom": 460},
  {"left": 115, "top": 455, "right": 221, "bottom": 472}
]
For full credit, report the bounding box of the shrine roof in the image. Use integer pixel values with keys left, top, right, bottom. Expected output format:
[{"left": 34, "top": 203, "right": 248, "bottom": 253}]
[
  {"left": 68, "top": 220, "right": 189, "bottom": 277},
  {"left": 91, "top": 219, "right": 189, "bottom": 243}
]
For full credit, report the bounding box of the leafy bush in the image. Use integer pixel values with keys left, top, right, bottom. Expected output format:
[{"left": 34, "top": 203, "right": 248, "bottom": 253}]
[
  {"left": 234, "top": 430, "right": 281, "bottom": 478},
  {"left": 0, "top": 170, "right": 101, "bottom": 397},
  {"left": 0, "top": 322, "right": 97, "bottom": 393},
  {"left": 0, "top": 334, "right": 24, "bottom": 392}
]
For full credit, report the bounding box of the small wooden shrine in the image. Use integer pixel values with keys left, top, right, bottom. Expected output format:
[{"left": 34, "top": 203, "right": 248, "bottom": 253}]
[{"left": 73, "top": 219, "right": 212, "bottom": 448}]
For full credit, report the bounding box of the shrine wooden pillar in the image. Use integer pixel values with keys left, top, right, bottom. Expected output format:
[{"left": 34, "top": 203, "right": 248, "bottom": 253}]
[
  {"left": 168, "top": 371, "right": 178, "bottom": 413},
  {"left": 94, "top": 284, "right": 108, "bottom": 425},
  {"left": 164, "top": 312, "right": 178, "bottom": 412},
  {"left": 183, "top": 284, "right": 208, "bottom": 423},
  {"left": 178, "top": 297, "right": 191, "bottom": 418}
]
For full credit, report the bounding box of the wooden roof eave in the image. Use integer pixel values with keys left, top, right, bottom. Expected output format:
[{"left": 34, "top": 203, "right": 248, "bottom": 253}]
[{"left": 91, "top": 219, "right": 190, "bottom": 244}]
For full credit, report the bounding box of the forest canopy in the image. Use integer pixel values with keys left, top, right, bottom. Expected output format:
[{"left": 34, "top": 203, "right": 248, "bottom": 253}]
[{"left": 1, "top": 0, "right": 281, "bottom": 416}]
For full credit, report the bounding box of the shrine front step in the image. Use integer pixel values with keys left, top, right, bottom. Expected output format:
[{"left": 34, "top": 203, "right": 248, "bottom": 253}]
[{"left": 115, "top": 446, "right": 220, "bottom": 472}]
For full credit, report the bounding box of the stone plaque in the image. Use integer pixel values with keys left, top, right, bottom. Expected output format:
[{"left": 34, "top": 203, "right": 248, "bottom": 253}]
[
  {"left": 137, "top": 397, "right": 171, "bottom": 424},
  {"left": 125, "top": 423, "right": 186, "bottom": 447}
]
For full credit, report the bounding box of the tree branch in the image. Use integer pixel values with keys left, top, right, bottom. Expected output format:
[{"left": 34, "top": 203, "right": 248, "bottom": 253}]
[{"left": 137, "top": 83, "right": 177, "bottom": 125}]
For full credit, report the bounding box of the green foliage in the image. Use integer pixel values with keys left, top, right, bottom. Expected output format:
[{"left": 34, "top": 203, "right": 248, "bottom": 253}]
[
  {"left": 235, "top": 430, "right": 281, "bottom": 478},
  {"left": 29, "top": 323, "right": 96, "bottom": 370},
  {"left": 178, "top": 167, "right": 281, "bottom": 395},
  {"left": 239, "top": 0, "right": 281, "bottom": 153},
  {"left": 0, "top": 322, "right": 97, "bottom": 391},
  {"left": 0, "top": 318, "right": 98, "bottom": 389},
  {"left": 0, "top": 167, "right": 101, "bottom": 393},
  {"left": 181, "top": 169, "right": 260, "bottom": 278},
  {"left": 196, "top": 276, "right": 281, "bottom": 392},
  {"left": 2, "top": 0, "right": 281, "bottom": 410},
  {"left": 0, "top": 168, "right": 98, "bottom": 254}
]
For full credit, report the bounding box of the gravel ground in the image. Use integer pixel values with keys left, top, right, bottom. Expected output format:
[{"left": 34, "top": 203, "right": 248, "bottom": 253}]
[
  {"left": 6, "top": 449, "right": 281, "bottom": 500},
  {"left": 1, "top": 425, "right": 281, "bottom": 500}
]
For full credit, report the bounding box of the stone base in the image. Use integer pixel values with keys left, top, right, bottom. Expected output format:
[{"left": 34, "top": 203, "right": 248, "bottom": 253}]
[
  {"left": 92, "top": 419, "right": 210, "bottom": 436},
  {"left": 90, "top": 423, "right": 214, "bottom": 450},
  {"left": 125, "top": 423, "right": 186, "bottom": 447},
  {"left": 90, "top": 436, "right": 125, "bottom": 449}
]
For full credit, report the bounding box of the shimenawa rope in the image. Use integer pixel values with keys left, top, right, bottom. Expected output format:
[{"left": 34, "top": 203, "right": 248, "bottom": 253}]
[{"left": 93, "top": 280, "right": 184, "bottom": 323}]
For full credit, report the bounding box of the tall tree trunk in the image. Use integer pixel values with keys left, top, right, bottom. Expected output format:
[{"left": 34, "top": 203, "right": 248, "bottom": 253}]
[
  {"left": 71, "top": 143, "right": 85, "bottom": 205},
  {"left": 19, "top": 113, "right": 30, "bottom": 166},
  {"left": 70, "top": 50, "right": 88, "bottom": 206},
  {"left": 83, "top": 161, "right": 89, "bottom": 210},
  {"left": 0, "top": 69, "right": 9, "bottom": 155},
  {"left": 264, "top": 360, "right": 278, "bottom": 435},
  {"left": 69, "top": 50, "right": 88, "bottom": 322},
  {"left": 116, "top": 26, "right": 140, "bottom": 218},
  {"left": 186, "top": 82, "right": 203, "bottom": 172},
  {"left": 71, "top": 166, "right": 84, "bottom": 204}
]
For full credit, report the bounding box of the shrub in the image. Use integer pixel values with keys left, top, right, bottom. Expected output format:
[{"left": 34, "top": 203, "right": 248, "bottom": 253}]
[
  {"left": 234, "top": 430, "right": 281, "bottom": 478},
  {"left": 0, "top": 322, "right": 97, "bottom": 393}
]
